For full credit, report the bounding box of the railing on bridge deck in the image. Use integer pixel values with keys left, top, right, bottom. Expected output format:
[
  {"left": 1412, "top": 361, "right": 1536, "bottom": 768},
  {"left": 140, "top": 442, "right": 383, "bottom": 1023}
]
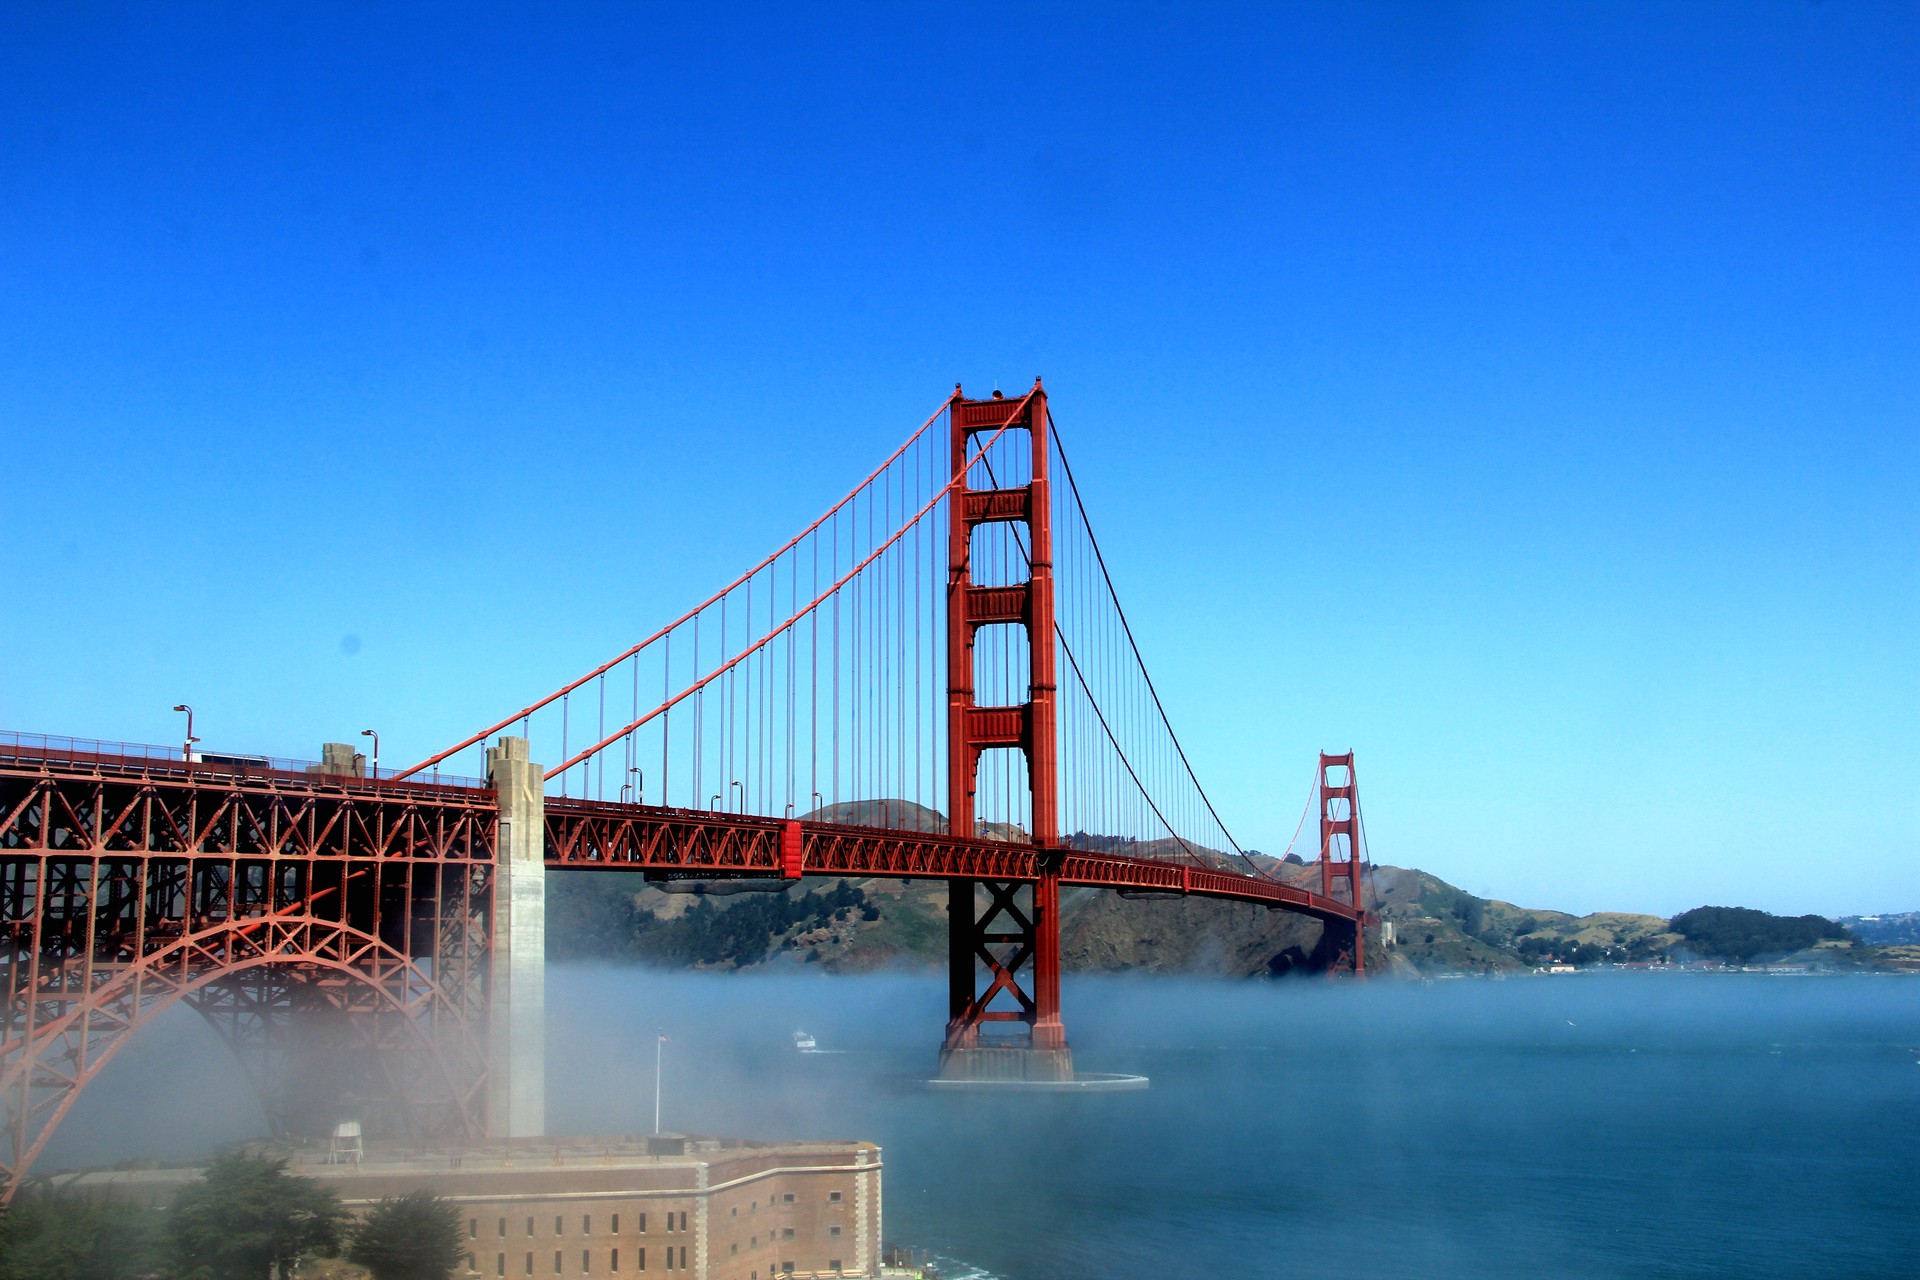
[{"left": 0, "top": 730, "right": 490, "bottom": 791}]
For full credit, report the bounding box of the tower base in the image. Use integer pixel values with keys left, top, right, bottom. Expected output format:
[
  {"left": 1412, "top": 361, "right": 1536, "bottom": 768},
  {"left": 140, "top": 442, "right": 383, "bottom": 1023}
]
[{"left": 936, "top": 1044, "right": 1075, "bottom": 1083}]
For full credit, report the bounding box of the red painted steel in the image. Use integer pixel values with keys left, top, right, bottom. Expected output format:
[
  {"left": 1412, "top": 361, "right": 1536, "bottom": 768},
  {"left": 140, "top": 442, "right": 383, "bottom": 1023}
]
[
  {"left": 942, "top": 383, "right": 1068, "bottom": 1065},
  {"left": 543, "top": 795, "right": 1362, "bottom": 918},
  {"left": 0, "top": 743, "right": 494, "bottom": 1201},
  {"left": 1317, "top": 751, "right": 1367, "bottom": 976},
  {"left": 0, "top": 739, "right": 1367, "bottom": 1193},
  {"left": 779, "top": 819, "right": 804, "bottom": 879}
]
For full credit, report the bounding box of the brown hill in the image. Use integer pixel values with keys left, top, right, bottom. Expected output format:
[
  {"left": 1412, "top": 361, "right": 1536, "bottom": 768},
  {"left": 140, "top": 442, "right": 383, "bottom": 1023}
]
[
  {"left": 545, "top": 798, "right": 1716, "bottom": 976},
  {"left": 1057, "top": 888, "right": 1332, "bottom": 977}
]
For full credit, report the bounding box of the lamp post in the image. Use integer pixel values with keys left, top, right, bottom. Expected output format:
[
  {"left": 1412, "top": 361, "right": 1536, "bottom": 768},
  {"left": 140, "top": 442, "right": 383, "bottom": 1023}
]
[
  {"left": 811, "top": 791, "right": 824, "bottom": 818},
  {"left": 653, "top": 1030, "right": 668, "bottom": 1135},
  {"left": 627, "top": 767, "right": 643, "bottom": 805},
  {"left": 360, "top": 728, "right": 379, "bottom": 778},
  {"left": 172, "top": 704, "right": 198, "bottom": 762},
  {"left": 730, "top": 780, "right": 744, "bottom": 813}
]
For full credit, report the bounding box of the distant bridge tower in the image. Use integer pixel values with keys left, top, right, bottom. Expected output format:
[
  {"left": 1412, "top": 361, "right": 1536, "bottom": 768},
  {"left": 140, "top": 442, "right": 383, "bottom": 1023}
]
[
  {"left": 1316, "top": 751, "right": 1367, "bottom": 975},
  {"left": 939, "top": 382, "right": 1072, "bottom": 1082}
]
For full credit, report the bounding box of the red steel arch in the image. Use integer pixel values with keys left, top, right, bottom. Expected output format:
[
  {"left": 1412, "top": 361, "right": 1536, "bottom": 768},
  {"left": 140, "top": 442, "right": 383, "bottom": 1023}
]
[
  {"left": 0, "top": 742, "right": 494, "bottom": 1202},
  {"left": 0, "top": 911, "right": 483, "bottom": 1195}
]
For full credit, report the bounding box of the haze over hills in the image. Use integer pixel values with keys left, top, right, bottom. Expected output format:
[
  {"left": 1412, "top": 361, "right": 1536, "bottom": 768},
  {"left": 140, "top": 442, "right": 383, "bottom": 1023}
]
[{"left": 545, "top": 800, "right": 1911, "bottom": 976}]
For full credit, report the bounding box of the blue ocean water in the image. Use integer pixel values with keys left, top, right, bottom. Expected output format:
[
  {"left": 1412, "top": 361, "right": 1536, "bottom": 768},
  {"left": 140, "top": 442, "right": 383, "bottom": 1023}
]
[
  {"left": 543, "top": 969, "right": 1919, "bottom": 1280},
  {"left": 45, "top": 968, "right": 1920, "bottom": 1279}
]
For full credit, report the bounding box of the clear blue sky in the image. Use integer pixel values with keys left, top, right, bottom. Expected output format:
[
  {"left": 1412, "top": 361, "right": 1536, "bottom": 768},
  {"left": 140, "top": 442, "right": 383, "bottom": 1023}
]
[{"left": 2, "top": 2, "right": 1913, "bottom": 918}]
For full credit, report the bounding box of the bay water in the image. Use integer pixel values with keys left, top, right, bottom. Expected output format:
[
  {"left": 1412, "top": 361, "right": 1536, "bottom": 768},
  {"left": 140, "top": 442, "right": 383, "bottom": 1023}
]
[
  {"left": 546, "top": 969, "right": 1919, "bottom": 1279},
  {"left": 46, "top": 968, "right": 1920, "bottom": 1279}
]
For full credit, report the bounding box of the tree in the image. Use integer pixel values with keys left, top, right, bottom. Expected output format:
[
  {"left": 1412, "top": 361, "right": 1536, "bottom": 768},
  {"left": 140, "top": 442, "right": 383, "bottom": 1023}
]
[
  {"left": 0, "top": 1196, "right": 169, "bottom": 1280},
  {"left": 1668, "top": 906, "right": 1850, "bottom": 963},
  {"left": 1567, "top": 941, "right": 1607, "bottom": 967},
  {"left": 346, "top": 1190, "right": 467, "bottom": 1280},
  {"left": 170, "top": 1153, "right": 347, "bottom": 1280}
]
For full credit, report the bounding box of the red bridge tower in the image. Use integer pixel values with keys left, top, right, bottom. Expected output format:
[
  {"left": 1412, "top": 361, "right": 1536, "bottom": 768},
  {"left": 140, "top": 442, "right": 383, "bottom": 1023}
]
[
  {"left": 940, "top": 382, "right": 1071, "bottom": 1082},
  {"left": 1315, "top": 751, "right": 1367, "bottom": 975}
]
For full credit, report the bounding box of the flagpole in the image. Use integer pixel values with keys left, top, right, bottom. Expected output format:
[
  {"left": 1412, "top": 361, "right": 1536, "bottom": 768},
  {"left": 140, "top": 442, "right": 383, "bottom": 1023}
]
[{"left": 653, "top": 1031, "right": 664, "bottom": 1135}]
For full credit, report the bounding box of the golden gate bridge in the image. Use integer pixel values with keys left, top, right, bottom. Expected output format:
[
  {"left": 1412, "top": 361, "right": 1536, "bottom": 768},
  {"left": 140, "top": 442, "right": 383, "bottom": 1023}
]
[{"left": 0, "top": 383, "right": 1372, "bottom": 1199}]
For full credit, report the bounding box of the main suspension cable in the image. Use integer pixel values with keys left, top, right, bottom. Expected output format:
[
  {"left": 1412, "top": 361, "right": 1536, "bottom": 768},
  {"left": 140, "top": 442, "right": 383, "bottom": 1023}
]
[
  {"left": 1048, "top": 419, "right": 1254, "bottom": 867},
  {"left": 976, "top": 420, "right": 1256, "bottom": 873}
]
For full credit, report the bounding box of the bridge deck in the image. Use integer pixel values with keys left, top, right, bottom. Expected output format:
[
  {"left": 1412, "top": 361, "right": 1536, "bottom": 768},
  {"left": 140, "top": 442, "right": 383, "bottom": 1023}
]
[{"left": 0, "top": 741, "right": 1360, "bottom": 924}]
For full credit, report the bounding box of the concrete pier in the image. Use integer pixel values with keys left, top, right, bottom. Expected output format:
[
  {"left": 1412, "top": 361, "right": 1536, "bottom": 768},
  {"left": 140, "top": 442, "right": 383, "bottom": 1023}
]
[
  {"left": 486, "top": 736, "right": 546, "bottom": 1138},
  {"left": 936, "top": 1043, "right": 1076, "bottom": 1083}
]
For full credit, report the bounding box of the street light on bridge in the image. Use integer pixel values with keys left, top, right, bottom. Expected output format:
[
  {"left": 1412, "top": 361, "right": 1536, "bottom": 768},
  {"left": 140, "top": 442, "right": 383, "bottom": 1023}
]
[
  {"left": 171, "top": 704, "right": 197, "bottom": 762},
  {"left": 360, "top": 728, "right": 379, "bottom": 778},
  {"left": 622, "top": 767, "right": 643, "bottom": 805},
  {"left": 731, "top": 780, "right": 743, "bottom": 813}
]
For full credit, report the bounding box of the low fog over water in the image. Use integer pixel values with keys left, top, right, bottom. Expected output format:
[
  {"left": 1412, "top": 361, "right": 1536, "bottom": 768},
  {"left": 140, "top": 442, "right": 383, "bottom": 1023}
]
[{"left": 45, "top": 970, "right": 1920, "bottom": 1279}]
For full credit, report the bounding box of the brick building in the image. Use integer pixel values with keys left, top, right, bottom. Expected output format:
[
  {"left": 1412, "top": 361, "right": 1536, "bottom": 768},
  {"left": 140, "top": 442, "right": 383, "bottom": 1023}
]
[{"left": 56, "top": 1135, "right": 882, "bottom": 1280}]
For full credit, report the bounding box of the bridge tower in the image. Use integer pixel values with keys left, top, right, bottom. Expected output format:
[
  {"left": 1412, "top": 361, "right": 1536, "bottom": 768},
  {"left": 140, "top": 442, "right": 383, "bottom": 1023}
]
[
  {"left": 939, "top": 382, "right": 1072, "bottom": 1082},
  {"left": 1315, "top": 751, "right": 1367, "bottom": 975}
]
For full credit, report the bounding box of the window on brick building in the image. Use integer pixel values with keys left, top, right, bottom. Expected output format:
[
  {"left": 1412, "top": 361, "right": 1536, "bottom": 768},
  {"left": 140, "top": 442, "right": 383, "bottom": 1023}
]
[
  {"left": 470, "top": 1220, "right": 479, "bottom": 1239},
  {"left": 583, "top": 1215, "right": 591, "bottom": 1236},
  {"left": 495, "top": 1255, "right": 504, "bottom": 1277},
  {"left": 582, "top": 1250, "right": 589, "bottom": 1272},
  {"left": 523, "top": 1254, "right": 533, "bottom": 1276},
  {"left": 827, "top": 1192, "right": 841, "bottom": 1203},
  {"left": 829, "top": 1263, "right": 842, "bottom": 1274},
  {"left": 610, "top": 1249, "right": 618, "bottom": 1273},
  {"left": 780, "top": 1263, "right": 794, "bottom": 1274},
  {"left": 780, "top": 1228, "right": 794, "bottom": 1241},
  {"left": 636, "top": 1249, "right": 644, "bottom": 1271},
  {"left": 556, "top": 1217, "right": 564, "bottom": 1236},
  {"left": 611, "top": 1214, "right": 619, "bottom": 1234},
  {"left": 552, "top": 1252, "right": 561, "bottom": 1274},
  {"left": 828, "top": 1226, "right": 841, "bottom": 1237},
  {"left": 499, "top": 1219, "right": 508, "bottom": 1237},
  {"left": 637, "top": 1213, "right": 646, "bottom": 1233},
  {"left": 527, "top": 1218, "right": 535, "bottom": 1238},
  {"left": 781, "top": 1194, "right": 794, "bottom": 1204}
]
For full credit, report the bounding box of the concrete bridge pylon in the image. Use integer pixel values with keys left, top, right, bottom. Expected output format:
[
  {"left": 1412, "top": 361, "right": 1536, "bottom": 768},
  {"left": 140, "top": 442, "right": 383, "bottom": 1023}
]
[{"left": 487, "top": 736, "right": 546, "bottom": 1138}]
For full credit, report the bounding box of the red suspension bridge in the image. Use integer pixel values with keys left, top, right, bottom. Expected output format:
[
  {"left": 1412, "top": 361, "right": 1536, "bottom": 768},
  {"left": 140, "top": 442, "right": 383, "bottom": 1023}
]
[{"left": 0, "top": 383, "right": 1373, "bottom": 1196}]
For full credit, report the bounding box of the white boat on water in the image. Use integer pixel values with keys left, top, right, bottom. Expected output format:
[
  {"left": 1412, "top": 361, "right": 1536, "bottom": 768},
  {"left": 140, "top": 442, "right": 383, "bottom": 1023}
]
[{"left": 793, "top": 1029, "right": 818, "bottom": 1053}]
